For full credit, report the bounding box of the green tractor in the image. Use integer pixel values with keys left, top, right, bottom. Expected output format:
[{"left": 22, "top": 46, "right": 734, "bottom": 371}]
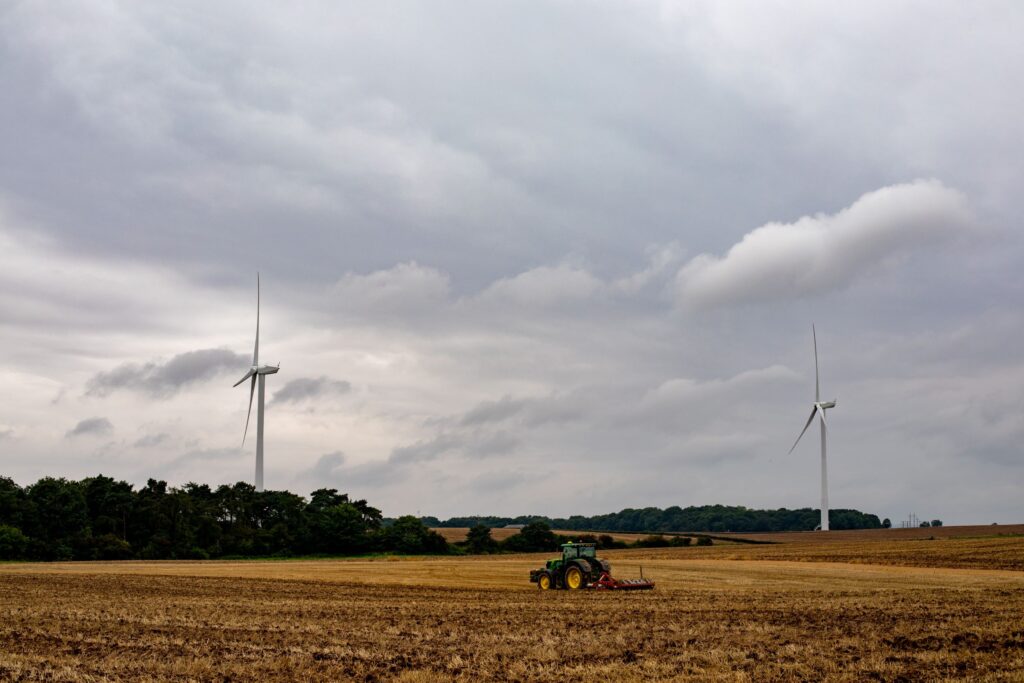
[{"left": 529, "top": 542, "right": 611, "bottom": 590}]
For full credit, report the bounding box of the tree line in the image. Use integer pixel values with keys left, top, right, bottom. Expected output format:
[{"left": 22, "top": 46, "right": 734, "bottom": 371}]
[
  {"left": 0, "top": 475, "right": 885, "bottom": 562},
  {"left": 427, "top": 504, "right": 883, "bottom": 533},
  {"left": 0, "top": 475, "right": 448, "bottom": 561},
  {"left": 0, "top": 475, "right": 642, "bottom": 561}
]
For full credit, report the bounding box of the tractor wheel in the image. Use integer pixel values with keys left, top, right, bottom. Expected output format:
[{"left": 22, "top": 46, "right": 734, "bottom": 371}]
[
  {"left": 537, "top": 572, "right": 553, "bottom": 590},
  {"left": 565, "top": 565, "right": 584, "bottom": 590}
]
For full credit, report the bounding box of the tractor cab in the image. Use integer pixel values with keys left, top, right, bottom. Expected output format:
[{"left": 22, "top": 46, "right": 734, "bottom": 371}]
[
  {"left": 543, "top": 542, "right": 597, "bottom": 571},
  {"left": 561, "top": 542, "right": 596, "bottom": 561}
]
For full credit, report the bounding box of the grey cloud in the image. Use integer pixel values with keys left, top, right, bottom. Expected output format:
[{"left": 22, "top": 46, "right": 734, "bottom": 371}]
[
  {"left": 472, "top": 431, "right": 520, "bottom": 458},
  {"left": 133, "top": 433, "right": 170, "bottom": 448},
  {"left": 675, "top": 180, "right": 973, "bottom": 309},
  {"left": 175, "top": 448, "right": 242, "bottom": 463},
  {"left": 308, "top": 451, "right": 346, "bottom": 481},
  {"left": 0, "top": 427, "right": 13, "bottom": 441},
  {"left": 470, "top": 470, "right": 539, "bottom": 493},
  {"left": 521, "top": 394, "right": 589, "bottom": 427},
  {"left": 331, "top": 263, "right": 451, "bottom": 315},
  {"left": 458, "top": 392, "right": 592, "bottom": 430},
  {"left": 297, "top": 457, "right": 398, "bottom": 492},
  {"left": 475, "top": 264, "right": 604, "bottom": 309},
  {"left": 389, "top": 433, "right": 465, "bottom": 465},
  {"left": 460, "top": 396, "right": 526, "bottom": 426},
  {"left": 271, "top": 376, "right": 352, "bottom": 405},
  {"left": 389, "top": 430, "right": 520, "bottom": 465},
  {"left": 627, "top": 365, "right": 804, "bottom": 436},
  {"left": 342, "top": 461, "right": 399, "bottom": 489},
  {"left": 143, "top": 447, "right": 247, "bottom": 484},
  {"left": 66, "top": 417, "right": 113, "bottom": 438},
  {"left": 87, "top": 349, "right": 248, "bottom": 398}
]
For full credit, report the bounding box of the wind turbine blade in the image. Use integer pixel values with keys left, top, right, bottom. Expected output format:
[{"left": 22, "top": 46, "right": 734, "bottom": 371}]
[
  {"left": 813, "top": 324, "right": 820, "bottom": 402},
  {"left": 789, "top": 406, "right": 818, "bottom": 454},
  {"left": 242, "top": 374, "right": 256, "bottom": 447},
  {"left": 253, "top": 273, "right": 260, "bottom": 367},
  {"left": 818, "top": 407, "right": 828, "bottom": 433},
  {"left": 232, "top": 368, "right": 255, "bottom": 387}
]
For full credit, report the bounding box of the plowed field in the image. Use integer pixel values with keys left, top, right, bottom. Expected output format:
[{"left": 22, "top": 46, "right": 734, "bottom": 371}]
[{"left": 2, "top": 537, "right": 1023, "bottom": 681}]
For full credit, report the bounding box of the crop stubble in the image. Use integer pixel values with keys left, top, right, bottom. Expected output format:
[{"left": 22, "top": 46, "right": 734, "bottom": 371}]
[{"left": 1, "top": 537, "right": 1023, "bottom": 681}]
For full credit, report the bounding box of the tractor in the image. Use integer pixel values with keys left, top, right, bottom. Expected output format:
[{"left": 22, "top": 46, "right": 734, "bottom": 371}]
[{"left": 529, "top": 542, "right": 654, "bottom": 590}]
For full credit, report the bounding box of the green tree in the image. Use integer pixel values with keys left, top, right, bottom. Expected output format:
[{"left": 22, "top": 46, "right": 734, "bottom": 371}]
[
  {"left": 930, "top": 519, "right": 943, "bottom": 527},
  {"left": 502, "top": 520, "right": 557, "bottom": 552},
  {"left": 465, "top": 524, "right": 498, "bottom": 554},
  {"left": 82, "top": 475, "right": 134, "bottom": 540},
  {"left": 0, "top": 477, "right": 27, "bottom": 529},
  {"left": 130, "top": 479, "right": 174, "bottom": 558},
  {"left": 258, "top": 490, "right": 310, "bottom": 555},
  {"left": 0, "top": 524, "right": 29, "bottom": 560},
  {"left": 25, "top": 477, "right": 89, "bottom": 560},
  {"left": 90, "top": 533, "right": 134, "bottom": 560},
  {"left": 380, "top": 516, "right": 449, "bottom": 554},
  {"left": 181, "top": 483, "right": 222, "bottom": 556},
  {"left": 316, "top": 503, "right": 373, "bottom": 554}
]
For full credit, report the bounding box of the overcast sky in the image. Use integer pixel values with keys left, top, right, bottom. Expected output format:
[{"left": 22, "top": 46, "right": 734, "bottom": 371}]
[{"left": 2, "top": 1, "right": 1022, "bottom": 524}]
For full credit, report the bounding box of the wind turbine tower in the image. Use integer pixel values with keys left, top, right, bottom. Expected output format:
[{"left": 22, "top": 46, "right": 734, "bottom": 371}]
[
  {"left": 788, "top": 325, "right": 836, "bottom": 531},
  {"left": 234, "top": 274, "right": 279, "bottom": 492}
]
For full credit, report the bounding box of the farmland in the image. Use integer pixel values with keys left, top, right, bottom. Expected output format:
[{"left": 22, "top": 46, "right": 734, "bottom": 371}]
[
  {"left": 432, "top": 527, "right": 659, "bottom": 544},
  {"left": 1, "top": 533, "right": 1023, "bottom": 681}
]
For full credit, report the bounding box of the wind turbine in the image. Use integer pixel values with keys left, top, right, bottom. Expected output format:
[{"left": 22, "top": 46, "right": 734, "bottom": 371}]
[
  {"left": 233, "top": 273, "right": 279, "bottom": 492},
  {"left": 788, "top": 325, "right": 836, "bottom": 531}
]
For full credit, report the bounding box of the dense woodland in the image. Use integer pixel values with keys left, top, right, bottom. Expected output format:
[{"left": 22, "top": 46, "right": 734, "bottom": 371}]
[
  {"left": 0, "top": 476, "right": 447, "bottom": 561},
  {"left": 428, "top": 505, "right": 884, "bottom": 533},
  {"left": 1, "top": 475, "right": 881, "bottom": 561}
]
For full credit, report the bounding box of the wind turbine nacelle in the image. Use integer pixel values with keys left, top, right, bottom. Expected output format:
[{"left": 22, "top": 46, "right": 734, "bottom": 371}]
[
  {"left": 257, "top": 365, "right": 280, "bottom": 375},
  {"left": 818, "top": 400, "right": 837, "bottom": 409}
]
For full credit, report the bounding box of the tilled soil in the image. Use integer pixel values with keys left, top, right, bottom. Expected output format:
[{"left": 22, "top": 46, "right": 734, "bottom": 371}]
[{"left": 1, "top": 569, "right": 1022, "bottom": 682}]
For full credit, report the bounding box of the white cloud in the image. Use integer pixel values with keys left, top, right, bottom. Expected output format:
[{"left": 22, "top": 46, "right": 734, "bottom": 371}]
[
  {"left": 476, "top": 263, "right": 603, "bottom": 308},
  {"left": 331, "top": 262, "right": 450, "bottom": 314},
  {"left": 674, "top": 180, "right": 973, "bottom": 308}
]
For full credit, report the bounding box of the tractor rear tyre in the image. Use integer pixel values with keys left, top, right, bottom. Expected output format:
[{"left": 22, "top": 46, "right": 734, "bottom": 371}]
[
  {"left": 565, "top": 565, "right": 584, "bottom": 590},
  {"left": 537, "top": 572, "right": 552, "bottom": 590}
]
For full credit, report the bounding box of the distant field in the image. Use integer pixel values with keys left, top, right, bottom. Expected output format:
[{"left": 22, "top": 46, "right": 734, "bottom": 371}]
[
  {"left": 433, "top": 527, "right": 659, "bottom": 543},
  {"left": 1, "top": 535, "right": 1022, "bottom": 680},
  {"left": 611, "top": 535, "right": 1024, "bottom": 571},
  {"left": 713, "top": 523, "right": 1024, "bottom": 544}
]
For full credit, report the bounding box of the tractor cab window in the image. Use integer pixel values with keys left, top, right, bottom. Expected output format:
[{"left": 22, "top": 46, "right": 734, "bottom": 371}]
[{"left": 563, "top": 544, "right": 596, "bottom": 559}]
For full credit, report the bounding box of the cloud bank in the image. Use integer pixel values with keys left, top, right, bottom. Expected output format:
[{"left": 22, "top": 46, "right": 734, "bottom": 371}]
[
  {"left": 675, "top": 180, "right": 972, "bottom": 308},
  {"left": 66, "top": 417, "right": 113, "bottom": 438},
  {"left": 271, "top": 376, "right": 352, "bottom": 405},
  {"left": 87, "top": 349, "right": 248, "bottom": 398}
]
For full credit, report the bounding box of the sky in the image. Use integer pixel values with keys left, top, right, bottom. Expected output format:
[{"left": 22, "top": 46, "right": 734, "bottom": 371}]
[{"left": 1, "top": 1, "right": 1022, "bottom": 524}]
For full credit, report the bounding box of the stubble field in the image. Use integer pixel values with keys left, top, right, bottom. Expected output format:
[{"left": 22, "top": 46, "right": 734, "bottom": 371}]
[{"left": 1, "top": 531, "right": 1023, "bottom": 681}]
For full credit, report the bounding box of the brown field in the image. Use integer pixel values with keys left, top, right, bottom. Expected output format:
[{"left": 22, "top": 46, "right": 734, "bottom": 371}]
[
  {"left": 2, "top": 536, "right": 1023, "bottom": 681},
  {"left": 432, "top": 526, "right": 522, "bottom": 543},
  {"left": 433, "top": 527, "right": 659, "bottom": 544},
  {"left": 436, "top": 522, "right": 1024, "bottom": 547},
  {"left": 713, "top": 523, "right": 1024, "bottom": 544}
]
